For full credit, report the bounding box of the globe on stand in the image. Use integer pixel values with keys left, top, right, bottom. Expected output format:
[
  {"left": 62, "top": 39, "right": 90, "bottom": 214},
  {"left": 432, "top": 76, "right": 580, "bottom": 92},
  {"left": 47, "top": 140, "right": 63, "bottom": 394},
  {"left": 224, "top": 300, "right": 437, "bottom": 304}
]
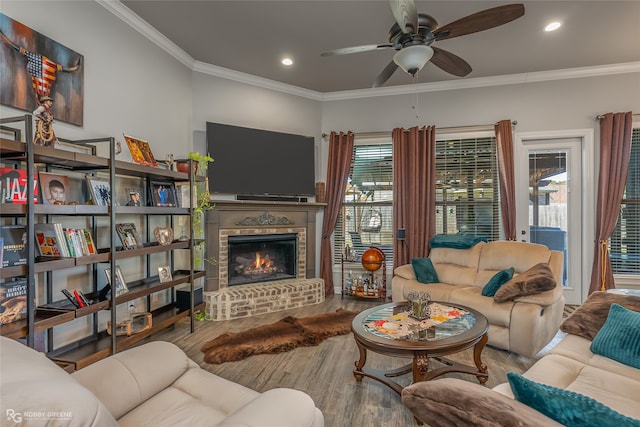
[{"left": 361, "top": 247, "right": 385, "bottom": 271}]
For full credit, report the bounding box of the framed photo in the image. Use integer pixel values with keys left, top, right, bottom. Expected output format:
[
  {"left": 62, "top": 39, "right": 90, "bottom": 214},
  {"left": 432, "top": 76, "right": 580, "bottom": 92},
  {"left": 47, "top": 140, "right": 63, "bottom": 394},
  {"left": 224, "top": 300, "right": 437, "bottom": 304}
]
[
  {"left": 158, "top": 266, "right": 172, "bottom": 283},
  {"left": 85, "top": 176, "right": 111, "bottom": 206},
  {"left": 150, "top": 181, "right": 178, "bottom": 207},
  {"left": 105, "top": 266, "right": 129, "bottom": 297},
  {"left": 123, "top": 187, "right": 143, "bottom": 207},
  {"left": 39, "top": 172, "right": 71, "bottom": 205},
  {"left": 153, "top": 226, "right": 173, "bottom": 245},
  {"left": 124, "top": 134, "right": 158, "bottom": 167},
  {"left": 115, "top": 223, "right": 142, "bottom": 250}
]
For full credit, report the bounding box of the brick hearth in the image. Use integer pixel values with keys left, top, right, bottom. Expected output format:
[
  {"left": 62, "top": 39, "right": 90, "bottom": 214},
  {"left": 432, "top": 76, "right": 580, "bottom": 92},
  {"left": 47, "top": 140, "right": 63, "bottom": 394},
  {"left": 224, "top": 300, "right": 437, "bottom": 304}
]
[{"left": 204, "top": 278, "right": 324, "bottom": 320}]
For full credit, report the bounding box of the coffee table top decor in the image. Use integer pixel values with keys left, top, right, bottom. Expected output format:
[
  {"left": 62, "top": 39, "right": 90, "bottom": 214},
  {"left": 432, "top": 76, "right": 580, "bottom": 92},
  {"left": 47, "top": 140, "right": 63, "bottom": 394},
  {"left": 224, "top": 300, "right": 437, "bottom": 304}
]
[{"left": 363, "top": 302, "right": 473, "bottom": 341}]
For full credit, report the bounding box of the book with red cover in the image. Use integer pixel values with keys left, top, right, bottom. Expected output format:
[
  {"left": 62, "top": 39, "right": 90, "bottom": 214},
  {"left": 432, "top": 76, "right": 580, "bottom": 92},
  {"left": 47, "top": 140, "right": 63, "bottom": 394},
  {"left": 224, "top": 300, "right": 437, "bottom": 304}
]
[{"left": 0, "top": 168, "right": 38, "bottom": 204}]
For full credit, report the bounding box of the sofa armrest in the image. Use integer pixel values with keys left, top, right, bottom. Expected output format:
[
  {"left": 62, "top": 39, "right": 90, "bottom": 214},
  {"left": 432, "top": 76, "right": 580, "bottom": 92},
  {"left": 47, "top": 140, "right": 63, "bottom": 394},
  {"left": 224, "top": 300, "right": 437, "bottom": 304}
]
[
  {"left": 219, "top": 388, "right": 323, "bottom": 427},
  {"left": 393, "top": 264, "right": 416, "bottom": 280},
  {"left": 401, "top": 378, "right": 563, "bottom": 427},
  {"left": 73, "top": 341, "right": 191, "bottom": 419}
]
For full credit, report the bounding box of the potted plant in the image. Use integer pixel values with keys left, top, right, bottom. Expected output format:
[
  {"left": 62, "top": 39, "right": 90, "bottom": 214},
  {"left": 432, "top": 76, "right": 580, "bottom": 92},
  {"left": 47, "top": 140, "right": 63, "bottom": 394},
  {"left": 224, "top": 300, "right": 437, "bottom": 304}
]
[{"left": 185, "top": 151, "right": 215, "bottom": 269}]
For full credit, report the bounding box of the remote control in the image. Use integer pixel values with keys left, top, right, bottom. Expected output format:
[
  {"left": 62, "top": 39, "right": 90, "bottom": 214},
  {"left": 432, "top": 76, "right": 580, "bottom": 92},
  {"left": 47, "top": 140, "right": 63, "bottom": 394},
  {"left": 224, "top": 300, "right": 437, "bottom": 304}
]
[{"left": 61, "top": 289, "right": 81, "bottom": 308}]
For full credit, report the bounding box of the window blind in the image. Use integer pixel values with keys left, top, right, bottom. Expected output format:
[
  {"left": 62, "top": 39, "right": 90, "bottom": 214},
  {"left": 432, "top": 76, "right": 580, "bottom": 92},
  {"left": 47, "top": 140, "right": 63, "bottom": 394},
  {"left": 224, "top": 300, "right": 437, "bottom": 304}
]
[
  {"left": 434, "top": 136, "right": 501, "bottom": 241},
  {"left": 610, "top": 127, "right": 640, "bottom": 275},
  {"left": 334, "top": 143, "right": 393, "bottom": 264}
]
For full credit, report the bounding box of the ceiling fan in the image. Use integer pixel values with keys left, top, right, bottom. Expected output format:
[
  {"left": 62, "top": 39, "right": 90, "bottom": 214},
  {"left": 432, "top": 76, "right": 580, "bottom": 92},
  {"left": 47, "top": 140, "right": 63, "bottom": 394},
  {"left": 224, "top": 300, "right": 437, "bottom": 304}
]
[{"left": 321, "top": 0, "right": 525, "bottom": 87}]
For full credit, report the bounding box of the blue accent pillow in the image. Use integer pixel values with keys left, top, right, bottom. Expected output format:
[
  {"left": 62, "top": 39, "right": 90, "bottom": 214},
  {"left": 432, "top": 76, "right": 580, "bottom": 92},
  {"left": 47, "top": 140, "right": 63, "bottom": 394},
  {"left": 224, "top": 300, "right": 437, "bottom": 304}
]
[
  {"left": 411, "top": 258, "right": 439, "bottom": 284},
  {"left": 429, "top": 234, "right": 488, "bottom": 249},
  {"left": 507, "top": 372, "right": 640, "bottom": 427},
  {"left": 481, "top": 267, "right": 515, "bottom": 297},
  {"left": 590, "top": 303, "right": 640, "bottom": 370}
]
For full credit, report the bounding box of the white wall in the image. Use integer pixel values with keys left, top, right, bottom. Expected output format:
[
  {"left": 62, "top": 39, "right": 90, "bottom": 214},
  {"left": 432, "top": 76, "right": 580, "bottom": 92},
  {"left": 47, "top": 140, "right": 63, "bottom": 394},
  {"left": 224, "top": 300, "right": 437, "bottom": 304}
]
[
  {"left": 0, "top": 1, "right": 193, "bottom": 161},
  {"left": 320, "top": 73, "right": 640, "bottom": 133}
]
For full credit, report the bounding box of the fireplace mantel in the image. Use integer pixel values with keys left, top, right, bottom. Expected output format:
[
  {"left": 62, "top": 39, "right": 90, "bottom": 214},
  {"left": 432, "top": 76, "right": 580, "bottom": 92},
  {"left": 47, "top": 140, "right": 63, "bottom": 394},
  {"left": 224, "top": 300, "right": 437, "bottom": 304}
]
[{"left": 205, "top": 200, "right": 324, "bottom": 291}]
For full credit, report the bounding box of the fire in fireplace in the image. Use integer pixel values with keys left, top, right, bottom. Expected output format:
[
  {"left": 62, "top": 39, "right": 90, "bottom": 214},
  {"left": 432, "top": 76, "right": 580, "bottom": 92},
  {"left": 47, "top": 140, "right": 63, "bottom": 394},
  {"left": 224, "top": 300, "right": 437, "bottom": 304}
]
[{"left": 228, "top": 233, "right": 297, "bottom": 286}]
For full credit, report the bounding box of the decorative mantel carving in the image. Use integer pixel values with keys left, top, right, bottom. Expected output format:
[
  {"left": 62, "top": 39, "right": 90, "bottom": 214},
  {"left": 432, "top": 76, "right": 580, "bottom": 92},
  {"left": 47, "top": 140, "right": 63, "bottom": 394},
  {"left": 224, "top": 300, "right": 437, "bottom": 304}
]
[{"left": 236, "top": 211, "right": 294, "bottom": 226}]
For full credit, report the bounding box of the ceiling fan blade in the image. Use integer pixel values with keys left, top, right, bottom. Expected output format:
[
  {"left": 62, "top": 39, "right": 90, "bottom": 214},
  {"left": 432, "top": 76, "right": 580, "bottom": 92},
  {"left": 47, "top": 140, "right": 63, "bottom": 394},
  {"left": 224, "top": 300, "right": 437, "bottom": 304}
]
[
  {"left": 321, "top": 44, "right": 393, "bottom": 57},
  {"left": 430, "top": 46, "right": 472, "bottom": 77},
  {"left": 372, "top": 60, "right": 399, "bottom": 88},
  {"left": 389, "top": 0, "right": 418, "bottom": 34},
  {"left": 433, "top": 4, "right": 525, "bottom": 41}
]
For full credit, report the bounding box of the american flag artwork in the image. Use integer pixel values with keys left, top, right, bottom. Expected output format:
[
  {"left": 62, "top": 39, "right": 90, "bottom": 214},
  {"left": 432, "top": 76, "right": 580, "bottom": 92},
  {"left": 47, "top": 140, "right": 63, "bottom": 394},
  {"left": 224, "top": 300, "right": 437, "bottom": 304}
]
[
  {"left": 0, "top": 13, "right": 84, "bottom": 126},
  {"left": 24, "top": 51, "right": 60, "bottom": 97}
]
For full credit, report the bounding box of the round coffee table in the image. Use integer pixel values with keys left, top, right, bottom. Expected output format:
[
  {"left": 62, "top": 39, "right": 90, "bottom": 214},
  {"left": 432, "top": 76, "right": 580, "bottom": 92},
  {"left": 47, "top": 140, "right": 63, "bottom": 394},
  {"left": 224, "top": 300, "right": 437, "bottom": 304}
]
[{"left": 351, "top": 301, "right": 489, "bottom": 395}]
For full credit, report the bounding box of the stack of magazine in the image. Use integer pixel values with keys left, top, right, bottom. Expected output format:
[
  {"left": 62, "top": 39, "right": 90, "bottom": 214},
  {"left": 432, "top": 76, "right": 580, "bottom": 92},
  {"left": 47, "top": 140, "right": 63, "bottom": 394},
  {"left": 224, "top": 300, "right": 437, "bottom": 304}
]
[{"left": 34, "top": 224, "right": 97, "bottom": 258}]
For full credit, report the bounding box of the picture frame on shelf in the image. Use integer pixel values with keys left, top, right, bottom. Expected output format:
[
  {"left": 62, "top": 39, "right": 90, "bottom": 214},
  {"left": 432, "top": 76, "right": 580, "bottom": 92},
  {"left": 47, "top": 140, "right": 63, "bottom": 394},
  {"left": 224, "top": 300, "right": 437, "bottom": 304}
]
[
  {"left": 85, "top": 176, "right": 112, "bottom": 206},
  {"left": 149, "top": 181, "right": 178, "bottom": 207},
  {"left": 124, "top": 134, "right": 158, "bottom": 167},
  {"left": 123, "top": 187, "right": 143, "bottom": 207},
  {"left": 39, "top": 172, "right": 71, "bottom": 205},
  {"left": 158, "top": 266, "right": 172, "bottom": 283},
  {"left": 105, "top": 266, "right": 129, "bottom": 297},
  {"left": 153, "top": 226, "right": 173, "bottom": 245},
  {"left": 115, "top": 223, "right": 142, "bottom": 250}
]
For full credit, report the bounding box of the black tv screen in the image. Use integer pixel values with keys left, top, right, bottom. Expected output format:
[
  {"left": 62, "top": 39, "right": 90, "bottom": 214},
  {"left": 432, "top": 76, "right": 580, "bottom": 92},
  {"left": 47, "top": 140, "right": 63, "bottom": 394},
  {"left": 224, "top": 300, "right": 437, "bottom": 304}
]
[{"left": 206, "top": 122, "right": 315, "bottom": 197}]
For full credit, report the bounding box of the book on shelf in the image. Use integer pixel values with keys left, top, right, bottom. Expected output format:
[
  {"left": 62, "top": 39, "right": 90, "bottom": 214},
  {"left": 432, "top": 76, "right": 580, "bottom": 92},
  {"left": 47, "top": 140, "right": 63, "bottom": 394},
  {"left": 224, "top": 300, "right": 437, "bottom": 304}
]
[
  {"left": 1, "top": 225, "right": 27, "bottom": 267},
  {"left": 82, "top": 229, "right": 97, "bottom": 255},
  {"left": 0, "top": 168, "right": 39, "bottom": 204},
  {"left": 0, "top": 278, "right": 27, "bottom": 325},
  {"left": 34, "top": 223, "right": 67, "bottom": 257}
]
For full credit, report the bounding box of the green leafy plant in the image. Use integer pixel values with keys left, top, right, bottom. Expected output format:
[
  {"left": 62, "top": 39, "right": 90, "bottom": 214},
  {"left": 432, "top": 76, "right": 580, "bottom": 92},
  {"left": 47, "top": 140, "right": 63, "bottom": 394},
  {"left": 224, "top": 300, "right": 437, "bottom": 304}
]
[{"left": 187, "top": 151, "right": 216, "bottom": 268}]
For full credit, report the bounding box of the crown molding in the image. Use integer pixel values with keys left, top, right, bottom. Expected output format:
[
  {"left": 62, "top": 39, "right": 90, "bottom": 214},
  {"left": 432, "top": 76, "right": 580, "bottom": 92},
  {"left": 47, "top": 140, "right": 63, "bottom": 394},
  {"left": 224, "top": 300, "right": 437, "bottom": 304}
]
[
  {"left": 97, "top": 0, "right": 195, "bottom": 69},
  {"left": 102, "top": 2, "right": 640, "bottom": 102},
  {"left": 322, "top": 62, "right": 640, "bottom": 101},
  {"left": 192, "top": 61, "right": 324, "bottom": 101}
]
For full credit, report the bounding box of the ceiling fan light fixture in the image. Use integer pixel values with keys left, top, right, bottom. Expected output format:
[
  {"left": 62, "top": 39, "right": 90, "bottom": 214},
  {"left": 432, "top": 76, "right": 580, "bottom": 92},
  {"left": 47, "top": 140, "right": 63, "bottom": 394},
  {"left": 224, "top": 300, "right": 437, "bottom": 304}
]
[{"left": 393, "top": 45, "right": 434, "bottom": 75}]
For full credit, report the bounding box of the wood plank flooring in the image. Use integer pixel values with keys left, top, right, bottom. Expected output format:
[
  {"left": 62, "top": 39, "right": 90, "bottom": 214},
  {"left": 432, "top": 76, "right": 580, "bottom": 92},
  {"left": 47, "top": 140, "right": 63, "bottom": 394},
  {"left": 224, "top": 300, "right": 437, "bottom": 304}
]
[{"left": 151, "top": 295, "right": 564, "bottom": 427}]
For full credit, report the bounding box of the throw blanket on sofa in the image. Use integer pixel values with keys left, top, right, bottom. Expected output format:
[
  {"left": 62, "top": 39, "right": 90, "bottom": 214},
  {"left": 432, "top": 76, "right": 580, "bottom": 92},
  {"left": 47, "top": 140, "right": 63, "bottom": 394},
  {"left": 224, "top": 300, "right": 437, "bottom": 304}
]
[{"left": 429, "top": 234, "right": 487, "bottom": 249}]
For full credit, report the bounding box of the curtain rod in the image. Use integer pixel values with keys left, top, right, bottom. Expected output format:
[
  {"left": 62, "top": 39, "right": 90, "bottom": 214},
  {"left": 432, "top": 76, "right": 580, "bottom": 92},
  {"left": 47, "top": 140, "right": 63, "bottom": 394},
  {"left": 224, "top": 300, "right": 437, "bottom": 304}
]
[
  {"left": 596, "top": 113, "right": 639, "bottom": 120},
  {"left": 321, "top": 120, "right": 517, "bottom": 139}
]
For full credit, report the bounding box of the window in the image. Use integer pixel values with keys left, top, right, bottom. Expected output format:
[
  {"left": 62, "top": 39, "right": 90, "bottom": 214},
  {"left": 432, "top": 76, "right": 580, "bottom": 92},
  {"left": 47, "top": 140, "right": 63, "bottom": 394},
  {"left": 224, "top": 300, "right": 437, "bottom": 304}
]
[
  {"left": 334, "top": 139, "right": 394, "bottom": 264},
  {"left": 610, "top": 127, "right": 640, "bottom": 275},
  {"left": 434, "top": 134, "right": 501, "bottom": 240},
  {"left": 333, "top": 132, "right": 503, "bottom": 265}
]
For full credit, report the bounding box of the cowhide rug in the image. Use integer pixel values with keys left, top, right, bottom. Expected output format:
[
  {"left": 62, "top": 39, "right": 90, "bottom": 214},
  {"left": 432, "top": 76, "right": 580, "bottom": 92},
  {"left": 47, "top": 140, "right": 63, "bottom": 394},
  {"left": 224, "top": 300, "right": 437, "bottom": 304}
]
[{"left": 201, "top": 309, "right": 359, "bottom": 364}]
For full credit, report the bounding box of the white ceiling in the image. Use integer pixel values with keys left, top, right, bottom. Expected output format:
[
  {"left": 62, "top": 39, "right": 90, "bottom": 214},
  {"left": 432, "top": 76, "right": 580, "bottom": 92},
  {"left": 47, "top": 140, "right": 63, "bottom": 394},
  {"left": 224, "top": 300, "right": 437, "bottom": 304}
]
[{"left": 118, "top": 1, "right": 640, "bottom": 94}]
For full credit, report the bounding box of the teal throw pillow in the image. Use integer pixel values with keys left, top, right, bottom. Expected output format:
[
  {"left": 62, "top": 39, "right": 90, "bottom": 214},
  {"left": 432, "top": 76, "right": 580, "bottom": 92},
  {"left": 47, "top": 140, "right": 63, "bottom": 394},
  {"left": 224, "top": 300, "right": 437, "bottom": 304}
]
[
  {"left": 481, "top": 267, "right": 515, "bottom": 297},
  {"left": 590, "top": 303, "right": 640, "bottom": 370},
  {"left": 507, "top": 372, "right": 640, "bottom": 427},
  {"left": 411, "top": 258, "right": 439, "bottom": 284}
]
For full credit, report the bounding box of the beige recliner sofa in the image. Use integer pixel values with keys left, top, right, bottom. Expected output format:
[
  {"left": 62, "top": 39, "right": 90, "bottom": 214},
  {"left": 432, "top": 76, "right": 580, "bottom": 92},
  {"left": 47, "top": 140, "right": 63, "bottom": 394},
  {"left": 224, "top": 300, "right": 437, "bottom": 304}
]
[
  {"left": 0, "top": 337, "right": 324, "bottom": 427},
  {"left": 392, "top": 240, "right": 565, "bottom": 357},
  {"left": 401, "top": 291, "right": 640, "bottom": 426}
]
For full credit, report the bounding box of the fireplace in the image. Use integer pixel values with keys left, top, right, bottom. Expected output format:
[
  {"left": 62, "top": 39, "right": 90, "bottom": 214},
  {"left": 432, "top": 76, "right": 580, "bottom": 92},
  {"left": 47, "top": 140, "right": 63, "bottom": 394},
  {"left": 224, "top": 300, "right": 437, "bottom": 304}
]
[
  {"left": 203, "top": 202, "right": 325, "bottom": 320},
  {"left": 228, "top": 233, "right": 297, "bottom": 286}
]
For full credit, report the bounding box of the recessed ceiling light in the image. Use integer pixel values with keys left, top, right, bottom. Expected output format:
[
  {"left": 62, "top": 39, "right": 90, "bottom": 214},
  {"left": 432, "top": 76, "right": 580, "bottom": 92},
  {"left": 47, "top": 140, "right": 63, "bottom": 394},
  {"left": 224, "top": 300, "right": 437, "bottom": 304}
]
[
  {"left": 545, "top": 22, "right": 561, "bottom": 32},
  {"left": 281, "top": 58, "right": 293, "bottom": 66}
]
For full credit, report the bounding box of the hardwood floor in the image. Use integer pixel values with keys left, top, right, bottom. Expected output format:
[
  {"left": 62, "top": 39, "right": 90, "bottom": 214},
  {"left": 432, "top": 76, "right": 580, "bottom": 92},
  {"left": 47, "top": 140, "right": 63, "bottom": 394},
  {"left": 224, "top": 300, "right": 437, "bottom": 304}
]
[{"left": 152, "top": 295, "right": 561, "bottom": 427}]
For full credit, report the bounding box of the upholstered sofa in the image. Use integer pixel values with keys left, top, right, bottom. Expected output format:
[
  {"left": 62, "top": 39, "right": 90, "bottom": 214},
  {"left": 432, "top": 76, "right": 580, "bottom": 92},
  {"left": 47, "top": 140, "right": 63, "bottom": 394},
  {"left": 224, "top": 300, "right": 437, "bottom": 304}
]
[
  {"left": 0, "top": 337, "right": 324, "bottom": 427},
  {"left": 392, "top": 240, "right": 565, "bottom": 357},
  {"left": 401, "top": 291, "right": 640, "bottom": 426}
]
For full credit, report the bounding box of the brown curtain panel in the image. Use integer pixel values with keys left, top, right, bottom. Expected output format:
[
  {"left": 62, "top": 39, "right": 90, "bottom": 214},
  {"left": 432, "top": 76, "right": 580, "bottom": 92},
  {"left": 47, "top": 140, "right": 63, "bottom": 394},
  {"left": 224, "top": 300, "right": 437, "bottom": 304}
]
[
  {"left": 392, "top": 126, "right": 436, "bottom": 269},
  {"left": 589, "top": 112, "right": 633, "bottom": 294},
  {"left": 495, "top": 120, "right": 516, "bottom": 240},
  {"left": 320, "top": 131, "right": 355, "bottom": 295}
]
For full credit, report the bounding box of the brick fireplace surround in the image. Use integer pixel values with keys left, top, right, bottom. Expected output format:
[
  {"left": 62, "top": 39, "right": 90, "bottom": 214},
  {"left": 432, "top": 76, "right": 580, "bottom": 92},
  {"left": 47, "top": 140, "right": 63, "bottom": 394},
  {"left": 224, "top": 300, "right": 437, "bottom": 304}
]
[{"left": 204, "top": 200, "right": 325, "bottom": 320}]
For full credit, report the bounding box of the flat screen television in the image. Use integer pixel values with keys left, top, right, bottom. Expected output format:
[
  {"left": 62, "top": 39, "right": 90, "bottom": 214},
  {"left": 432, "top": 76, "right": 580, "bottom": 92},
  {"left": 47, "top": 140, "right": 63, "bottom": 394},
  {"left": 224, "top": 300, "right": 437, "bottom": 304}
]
[{"left": 206, "top": 122, "right": 315, "bottom": 197}]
